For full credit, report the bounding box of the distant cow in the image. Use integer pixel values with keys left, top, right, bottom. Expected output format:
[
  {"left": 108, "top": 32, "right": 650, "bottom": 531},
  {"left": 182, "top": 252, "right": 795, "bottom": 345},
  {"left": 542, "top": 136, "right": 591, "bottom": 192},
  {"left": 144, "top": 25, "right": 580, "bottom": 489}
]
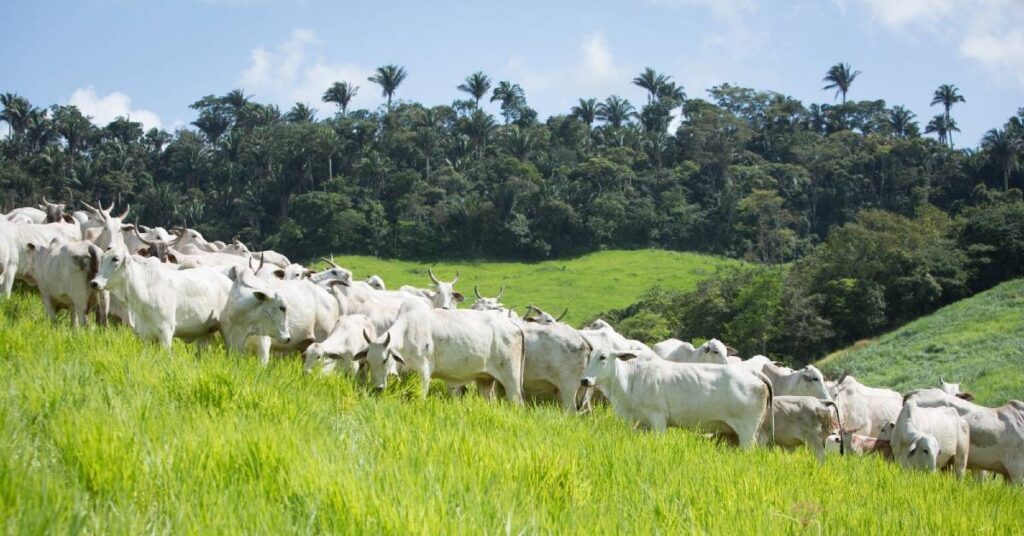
[
  {"left": 580, "top": 345, "right": 773, "bottom": 448},
  {"left": 831, "top": 375, "right": 902, "bottom": 452},
  {"left": 303, "top": 315, "right": 376, "bottom": 375},
  {"left": 759, "top": 396, "right": 843, "bottom": 462},
  {"left": 890, "top": 400, "right": 970, "bottom": 479},
  {"left": 399, "top": 268, "right": 464, "bottom": 310}
]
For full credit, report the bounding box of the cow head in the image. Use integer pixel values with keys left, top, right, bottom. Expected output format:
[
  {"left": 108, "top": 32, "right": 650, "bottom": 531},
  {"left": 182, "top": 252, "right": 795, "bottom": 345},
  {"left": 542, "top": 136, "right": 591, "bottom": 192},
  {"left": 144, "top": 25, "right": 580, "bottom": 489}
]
[
  {"left": 586, "top": 318, "right": 612, "bottom": 330},
  {"left": 938, "top": 377, "right": 973, "bottom": 400},
  {"left": 82, "top": 200, "right": 130, "bottom": 250},
  {"left": 580, "top": 342, "right": 637, "bottom": 389},
  {"left": 796, "top": 365, "right": 831, "bottom": 400},
  {"left": 523, "top": 305, "right": 568, "bottom": 325},
  {"left": 309, "top": 257, "right": 353, "bottom": 286},
  {"left": 222, "top": 236, "right": 251, "bottom": 257},
  {"left": 355, "top": 330, "right": 405, "bottom": 392},
  {"left": 133, "top": 227, "right": 182, "bottom": 263},
  {"left": 878, "top": 421, "right": 895, "bottom": 442},
  {"left": 90, "top": 247, "right": 131, "bottom": 290},
  {"left": 428, "top": 268, "right": 463, "bottom": 310},
  {"left": 228, "top": 268, "right": 291, "bottom": 344},
  {"left": 470, "top": 285, "right": 506, "bottom": 312},
  {"left": 365, "top": 275, "right": 386, "bottom": 291},
  {"left": 905, "top": 435, "right": 940, "bottom": 472},
  {"left": 39, "top": 197, "right": 66, "bottom": 223},
  {"left": 694, "top": 338, "right": 729, "bottom": 363}
]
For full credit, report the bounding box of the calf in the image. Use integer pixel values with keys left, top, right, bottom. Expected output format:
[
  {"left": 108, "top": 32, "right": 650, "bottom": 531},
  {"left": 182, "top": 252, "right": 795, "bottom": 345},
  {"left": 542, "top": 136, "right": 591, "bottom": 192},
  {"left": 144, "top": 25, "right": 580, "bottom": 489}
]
[
  {"left": 891, "top": 400, "right": 970, "bottom": 479},
  {"left": 759, "top": 396, "right": 843, "bottom": 462},
  {"left": 219, "top": 268, "right": 292, "bottom": 364},
  {"left": 304, "top": 315, "right": 377, "bottom": 374}
]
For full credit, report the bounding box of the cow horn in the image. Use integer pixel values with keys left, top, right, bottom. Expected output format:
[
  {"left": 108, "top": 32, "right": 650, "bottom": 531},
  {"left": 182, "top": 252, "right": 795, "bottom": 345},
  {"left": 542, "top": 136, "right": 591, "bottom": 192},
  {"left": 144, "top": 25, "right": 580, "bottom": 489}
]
[
  {"left": 940, "top": 376, "right": 946, "bottom": 384},
  {"left": 555, "top": 308, "right": 568, "bottom": 322},
  {"left": 382, "top": 332, "right": 391, "bottom": 348},
  {"left": 133, "top": 226, "right": 155, "bottom": 247},
  {"left": 320, "top": 257, "right": 339, "bottom": 268},
  {"left": 258, "top": 252, "right": 265, "bottom": 272},
  {"left": 428, "top": 267, "right": 440, "bottom": 285},
  {"left": 82, "top": 201, "right": 101, "bottom": 215},
  {"left": 474, "top": 285, "right": 483, "bottom": 299},
  {"left": 452, "top": 270, "right": 460, "bottom": 284},
  {"left": 117, "top": 204, "right": 130, "bottom": 220},
  {"left": 496, "top": 285, "right": 504, "bottom": 299},
  {"left": 42, "top": 195, "right": 51, "bottom": 206},
  {"left": 248, "top": 256, "right": 255, "bottom": 270},
  {"left": 104, "top": 201, "right": 115, "bottom": 214},
  {"left": 363, "top": 329, "right": 373, "bottom": 345},
  {"left": 232, "top": 235, "right": 241, "bottom": 244}
]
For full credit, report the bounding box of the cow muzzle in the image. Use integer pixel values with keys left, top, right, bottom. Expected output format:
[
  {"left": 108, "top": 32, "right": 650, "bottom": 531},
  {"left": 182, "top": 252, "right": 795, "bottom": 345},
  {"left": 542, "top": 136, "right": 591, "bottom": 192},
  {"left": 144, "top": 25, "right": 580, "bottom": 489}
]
[
  {"left": 373, "top": 384, "right": 385, "bottom": 393},
  {"left": 89, "top": 279, "right": 105, "bottom": 290},
  {"left": 580, "top": 377, "right": 595, "bottom": 388}
]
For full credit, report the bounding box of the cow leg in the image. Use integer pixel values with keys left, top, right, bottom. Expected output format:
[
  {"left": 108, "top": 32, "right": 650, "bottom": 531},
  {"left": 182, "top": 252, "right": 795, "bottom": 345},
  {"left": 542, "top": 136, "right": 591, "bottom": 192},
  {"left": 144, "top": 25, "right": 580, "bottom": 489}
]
[
  {"left": 1006, "top": 456, "right": 1024, "bottom": 486},
  {"left": 255, "top": 336, "right": 272, "bottom": 366},
  {"left": 731, "top": 419, "right": 761, "bottom": 450},
  {"left": 94, "top": 290, "right": 109, "bottom": 327},
  {"left": 640, "top": 413, "right": 667, "bottom": 432},
  {"left": 419, "top": 368, "right": 432, "bottom": 399},
  {"left": 40, "top": 295, "right": 59, "bottom": 325},
  {"left": 475, "top": 379, "right": 497, "bottom": 400},
  {"left": 73, "top": 304, "right": 88, "bottom": 328},
  {"left": 158, "top": 328, "right": 174, "bottom": 349},
  {"left": 557, "top": 381, "right": 579, "bottom": 412},
  {"left": 1, "top": 269, "right": 15, "bottom": 297},
  {"left": 811, "top": 439, "right": 827, "bottom": 464}
]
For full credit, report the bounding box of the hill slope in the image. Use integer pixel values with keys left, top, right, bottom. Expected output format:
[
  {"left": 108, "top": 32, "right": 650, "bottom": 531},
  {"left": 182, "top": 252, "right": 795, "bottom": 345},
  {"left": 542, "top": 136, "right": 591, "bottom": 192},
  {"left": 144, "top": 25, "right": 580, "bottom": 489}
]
[
  {"left": 321, "top": 249, "right": 741, "bottom": 326},
  {"left": 818, "top": 278, "right": 1024, "bottom": 405},
  {"left": 0, "top": 291, "right": 1021, "bottom": 533}
]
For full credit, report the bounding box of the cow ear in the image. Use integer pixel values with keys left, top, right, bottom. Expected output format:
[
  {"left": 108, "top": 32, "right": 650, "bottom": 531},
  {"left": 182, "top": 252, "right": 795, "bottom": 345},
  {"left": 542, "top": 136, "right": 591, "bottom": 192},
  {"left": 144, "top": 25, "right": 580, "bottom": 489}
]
[
  {"left": 390, "top": 350, "right": 406, "bottom": 365},
  {"left": 273, "top": 269, "right": 285, "bottom": 279},
  {"left": 120, "top": 224, "right": 135, "bottom": 231},
  {"left": 61, "top": 214, "right": 76, "bottom": 224},
  {"left": 957, "top": 392, "right": 975, "bottom": 401},
  {"left": 353, "top": 350, "right": 368, "bottom": 362},
  {"left": 614, "top": 352, "right": 638, "bottom": 361},
  {"left": 227, "top": 266, "right": 238, "bottom": 281},
  {"left": 138, "top": 247, "right": 151, "bottom": 257},
  {"left": 452, "top": 291, "right": 465, "bottom": 302},
  {"left": 167, "top": 254, "right": 178, "bottom": 264},
  {"left": 253, "top": 291, "right": 269, "bottom": 302}
]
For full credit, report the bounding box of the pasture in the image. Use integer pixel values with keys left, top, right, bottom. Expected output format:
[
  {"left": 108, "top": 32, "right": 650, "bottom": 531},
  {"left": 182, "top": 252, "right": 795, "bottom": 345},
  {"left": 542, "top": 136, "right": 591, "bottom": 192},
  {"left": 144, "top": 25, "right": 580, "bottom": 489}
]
[
  {"left": 819, "top": 278, "right": 1024, "bottom": 406},
  {"left": 320, "top": 249, "right": 741, "bottom": 326},
  {"left": 1, "top": 289, "right": 1022, "bottom": 533}
]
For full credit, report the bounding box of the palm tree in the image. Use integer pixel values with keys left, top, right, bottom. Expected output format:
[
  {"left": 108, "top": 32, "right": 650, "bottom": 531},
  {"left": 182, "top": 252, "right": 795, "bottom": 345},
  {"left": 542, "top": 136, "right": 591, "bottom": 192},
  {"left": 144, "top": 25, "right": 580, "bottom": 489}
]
[
  {"left": 322, "top": 81, "right": 359, "bottom": 116},
  {"left": 597, "top": 96, "right": 636, "bottom": 128},
  {"left": 368, "top": 64, "right": 408, "bottom": 112},
  {"left": 930, "top": 84, "right": 965, "bottom": 147},
  {"left": 285, "top": 103, "right": 316, "bottom": 123},
  {"left": 983, "top": 127, "right": 1019, "bottom": 191},
  {"left": 414, "top": 107, "right": 442, "bottom": 179},
  {"left": 657, "top": 81, "right": 686, "bottom": 105},
  {"left": 571, "top": 98, "right": 598, "bottom": 127},
  {"left": 633, "top": 68, "right": 669, "bottom": 104},
  {"left": 457, "top": 71, "right": 492, "bottom": 108},
  {"left": 490, "top": 81, "right": 525, "bottom": 125},
  {"left": 1, "top": 92, "right": 31, "bottom": 137},
  {"left": 887, "top": 106, "right": 917, "bottom": 139},
  {"left": 464, "top": 109, "right": 497, "bottom": 158},
  {"left": 822, "top": 62, "right": 861, "bottom": 104},
  {"left": 924, "top": 114, "right": 959, "bottom": 147}
]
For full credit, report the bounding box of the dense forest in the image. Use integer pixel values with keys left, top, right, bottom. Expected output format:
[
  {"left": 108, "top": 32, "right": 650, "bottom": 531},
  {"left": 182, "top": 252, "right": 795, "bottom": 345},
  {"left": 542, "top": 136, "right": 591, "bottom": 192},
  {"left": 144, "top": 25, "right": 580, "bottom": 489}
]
[{"left": 3, "top": 64, "right": 1023, "bottom": 362}]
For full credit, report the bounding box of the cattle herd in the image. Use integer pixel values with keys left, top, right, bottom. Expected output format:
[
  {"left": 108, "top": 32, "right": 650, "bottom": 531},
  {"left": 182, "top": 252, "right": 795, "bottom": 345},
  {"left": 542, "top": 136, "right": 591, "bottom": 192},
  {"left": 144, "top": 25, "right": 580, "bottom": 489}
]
[{"left": 2, "top": 199, "right": 1022, "bottom": 486}]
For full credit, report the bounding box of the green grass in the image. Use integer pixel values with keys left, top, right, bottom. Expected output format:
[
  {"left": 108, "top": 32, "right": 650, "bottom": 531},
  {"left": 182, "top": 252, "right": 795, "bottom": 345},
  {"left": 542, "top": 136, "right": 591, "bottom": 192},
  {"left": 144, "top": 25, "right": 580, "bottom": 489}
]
[
  {"left": 320, "top": 249, "right": 740, "bottom": 326},
  {"left": 1, "top": 290, "right": 1022, "bottom": 534},
  {"left": 818, "top": 278, "right": 1024, "bottom": 406}
]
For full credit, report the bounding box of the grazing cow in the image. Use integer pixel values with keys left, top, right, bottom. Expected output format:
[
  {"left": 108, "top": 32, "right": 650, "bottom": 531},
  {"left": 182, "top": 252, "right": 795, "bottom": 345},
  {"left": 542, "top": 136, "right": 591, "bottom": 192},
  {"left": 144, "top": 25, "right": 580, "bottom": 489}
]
[
  {"left": 26, "top": 239, "right": 104, "bottom": 326},
  {"left": 579, "top": 345, "right": 773, "bottom": 448},
  {"left": 365, "top": 275, "right": 386, "bottom": 291},
  {"left": 759, "top": 396, "right": 843, "bottom": 462},
  {"left": 90, "top": 248, "right": 232, "bottom": 347},
  {"left": 890, "top": 400, "right": 970, "bottom": 479},
  {"left": 224, "top": 266, "right": 339, "bottom": 364},
  {"left": 303, "top": 315, "right": 377, "bottom": 374},
  {"left": 831, "top": 375, "right": 903, "bottom": 450},
  {"left": 220, "top": 268, "right": 292, "bottom": 364},
  {"left": 517, "top": 322, "right": 592, "bottom": 411},
  {"left": 359, "top": 300, "right": 526, "bottom": 402},
  {"left": 662, "top": 338, "right": 730, "bottom": 365},
  {"left": 905, "top": 388, "right": 1024, "bottom": 485},
  {"left": 399, "top": 268, "right": 464, "bottom": 310},
  {"left": 471, "top": 285, "right": 506, "bottom": 312}
]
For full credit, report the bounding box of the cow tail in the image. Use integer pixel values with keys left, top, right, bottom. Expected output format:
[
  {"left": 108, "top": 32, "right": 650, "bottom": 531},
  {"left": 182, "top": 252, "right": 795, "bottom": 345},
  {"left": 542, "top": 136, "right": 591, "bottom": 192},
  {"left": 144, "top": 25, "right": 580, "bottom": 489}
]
[
  {"left": 753, "top": 370, "right": 774, "bottom": 444},
  {"left": 824, "top": 400, "right": 844, "bottom": 456}
]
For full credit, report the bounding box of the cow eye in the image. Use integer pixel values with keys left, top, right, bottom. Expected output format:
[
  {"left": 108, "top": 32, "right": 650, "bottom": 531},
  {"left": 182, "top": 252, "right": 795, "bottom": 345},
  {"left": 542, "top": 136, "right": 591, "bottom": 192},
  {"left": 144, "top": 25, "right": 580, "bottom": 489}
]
[{"left": 279, "top": 305, "right": 287, "bottom": 312}]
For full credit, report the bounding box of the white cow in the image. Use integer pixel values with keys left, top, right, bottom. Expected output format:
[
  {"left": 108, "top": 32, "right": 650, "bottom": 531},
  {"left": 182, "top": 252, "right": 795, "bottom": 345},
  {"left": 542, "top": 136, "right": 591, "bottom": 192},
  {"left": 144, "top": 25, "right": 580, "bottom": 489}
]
[
  {"left": 303, "top": 315, "right": 377, "bottom": 374},
  {"left": 890, "top": 400, "right": 970, "bottom": 479},
  {"left": 830, "top": 375, "right": 903, "bottom": 447},
  {"left": 759, "top": 396, "right": 843, "bottom": 462},
  {"left": 652, "top": 338, "right": 691, "bottom": 359},
  {"left": 517, "top": 322, "right": 592, "bottom": 411},
  {"left": 359, "top": 300, "right": 526, "bottom": 402},
  {"left": 26, "top": 239, "right": 105, "bottom": 326},
  {"left": 399, "top": 268, "right": 464, "bottom": 310},
  {"left": 80, "top": 201, "right": 130, "bottom": 249},
  {"left": 6, "top": 206, "right": 47, "bottom": 224},
  {"left": 365, "top": 275, "right": 386, "bottom": 291},
  {"left": 224, "top": 266, "right": 340, "bottom": 364},
  {"left": 170, "top": 227, "right": 221, "bottom": 253},
  {"left": 219, "top": 268, "right": 292, "bottom": 364},
  {"left": 0, "top": 218, "right": 82, "bottom": 290},
  {"left": 222, "top": 237, "right": 291, "bottom": 269},
  {"left": 580, "top": 344, "right": 773, "bottom": 448},
  {"left": 905, "top": 388, "right": 1024, "bottom": 485},
  {"left": 736, "top": 358, "right": 831, "bottom": 399},
  {"left": 939, "top": 378, "right": 974, "bottom": 400},
  {"left": 586, "top": 318, "right": 613, "bottom": 330},
  {"left": 523, "top": 304, "right": 568, "bottom": 325},
  {"left": 662, "top": 338, "right": 730, "bottom": 364},
  {"left": 90, "top": 248, "right": 232, "bottom": 347}
]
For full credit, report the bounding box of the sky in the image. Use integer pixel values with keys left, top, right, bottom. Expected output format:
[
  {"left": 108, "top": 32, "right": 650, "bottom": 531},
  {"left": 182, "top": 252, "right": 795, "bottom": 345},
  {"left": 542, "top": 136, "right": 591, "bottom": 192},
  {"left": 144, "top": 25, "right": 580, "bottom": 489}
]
[{"left": 3, "top": 0, "right": 1022, "bottom": 147}]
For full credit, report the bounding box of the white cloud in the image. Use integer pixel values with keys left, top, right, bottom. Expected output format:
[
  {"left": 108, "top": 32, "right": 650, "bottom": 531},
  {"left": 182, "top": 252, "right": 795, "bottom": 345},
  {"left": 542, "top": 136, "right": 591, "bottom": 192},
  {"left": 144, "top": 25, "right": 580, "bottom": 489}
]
[
  {"left": 650, "top": 0, "right": 756, "bottom": 22},
  {"left": 67, "top": 87, "right": 162, "bottom": 130},
  {"left": 849, "top": 0, "right": 1024, "bottom": 87},
  {"left": 575, "top": 32, "right": 622, "bottom": 87},
  {"left": 238, "top": 28, "right": 374, "bottom": 113}
]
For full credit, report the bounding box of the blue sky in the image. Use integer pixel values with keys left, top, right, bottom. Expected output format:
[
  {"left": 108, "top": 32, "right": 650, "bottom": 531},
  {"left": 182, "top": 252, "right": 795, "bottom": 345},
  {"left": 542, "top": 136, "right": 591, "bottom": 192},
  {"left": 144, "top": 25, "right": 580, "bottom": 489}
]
[{"left": 4, "top": 0, "right": 1022, "bottom": 147}]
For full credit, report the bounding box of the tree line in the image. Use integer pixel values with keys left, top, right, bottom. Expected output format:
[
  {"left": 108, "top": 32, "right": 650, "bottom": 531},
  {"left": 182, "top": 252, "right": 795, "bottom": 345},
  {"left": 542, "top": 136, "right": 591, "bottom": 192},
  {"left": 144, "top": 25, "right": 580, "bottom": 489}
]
[{"left": 1, "top": 62, "right": 1021, "bottom": 267}]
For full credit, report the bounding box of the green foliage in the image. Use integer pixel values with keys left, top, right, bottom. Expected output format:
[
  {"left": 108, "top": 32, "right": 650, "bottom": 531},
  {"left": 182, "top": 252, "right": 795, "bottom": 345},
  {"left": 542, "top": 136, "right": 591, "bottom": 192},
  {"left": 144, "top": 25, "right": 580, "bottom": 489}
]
[{"left": 819, "top": 278, "right": 1024, "bottom": 406}]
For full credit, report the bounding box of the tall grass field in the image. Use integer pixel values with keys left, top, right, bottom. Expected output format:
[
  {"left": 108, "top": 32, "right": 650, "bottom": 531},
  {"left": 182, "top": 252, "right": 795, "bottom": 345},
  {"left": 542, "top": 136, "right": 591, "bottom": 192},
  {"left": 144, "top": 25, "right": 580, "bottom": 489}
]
[
  {"left": 1, "top": 255, "right": 1022, "bottom": 533},
  {"left": 818, "top": 278, "right": 1024, "bottom": 406},
  {"left": 320, "top": 249, "right": 741, "bottom": 325}
]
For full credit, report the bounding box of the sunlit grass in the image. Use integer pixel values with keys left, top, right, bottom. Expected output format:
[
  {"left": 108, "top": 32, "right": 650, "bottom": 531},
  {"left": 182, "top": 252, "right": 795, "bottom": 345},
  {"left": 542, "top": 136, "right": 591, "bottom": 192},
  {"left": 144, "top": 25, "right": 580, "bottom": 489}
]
[
  {"left": 1, "top": 290, "right": 1022, "bottom": 533},
  {"left": 819, "top": 278, "right": 1024, "bottom": 406}
]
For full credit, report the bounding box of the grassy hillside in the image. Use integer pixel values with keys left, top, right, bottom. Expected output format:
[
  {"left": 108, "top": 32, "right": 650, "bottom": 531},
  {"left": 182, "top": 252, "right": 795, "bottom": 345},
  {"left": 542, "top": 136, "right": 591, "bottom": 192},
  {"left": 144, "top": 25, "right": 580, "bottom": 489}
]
[
  {"left": 818, "top": 278, "right": 1024, "bottom": 406},
  {"left": 318, "top": 249, "right": 741, "bottom": 326},
  {"left": 1, "top": 292, "right": 1022, "bottom": 533}
]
